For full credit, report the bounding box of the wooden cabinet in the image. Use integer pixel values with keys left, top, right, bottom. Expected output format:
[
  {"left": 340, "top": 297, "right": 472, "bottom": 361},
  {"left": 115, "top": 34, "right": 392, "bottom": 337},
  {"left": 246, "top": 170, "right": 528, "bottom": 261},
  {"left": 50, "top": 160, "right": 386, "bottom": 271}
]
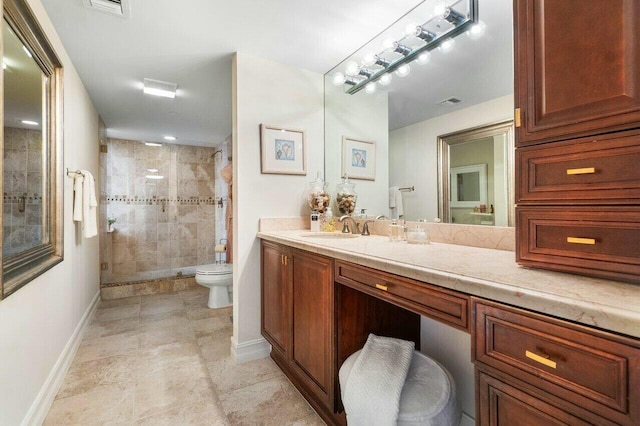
[
  {"left": 473, "top": 299, "right": 640, "bottom": 425},
  {"left": 260, "top": 241, "right": 336, "bottom": 420},
  {"left": 514, "top": 0, "right": 640, "bottom": 147},
  {"left": 514, "top": 0, "right": 640, "bottom": 282},
  {"left": 261, "top": 241, "right": 289, "bottom": 357}
]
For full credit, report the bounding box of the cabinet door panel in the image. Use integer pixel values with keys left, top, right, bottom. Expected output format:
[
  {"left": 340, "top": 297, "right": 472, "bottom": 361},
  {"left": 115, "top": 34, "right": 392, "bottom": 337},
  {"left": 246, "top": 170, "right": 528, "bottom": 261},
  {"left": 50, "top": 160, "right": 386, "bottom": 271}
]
[
  {"left": 478, "top": 372, "right": 589, "bottom": 426},
  {"left": 261, "top": 242, "right": 288, "bottom": 356},
  {"left": 291, "top": 250, "right": 333, "bottom": 401},
  {"left": 515, "top": 0, "right": 640, "bottom": 146}
]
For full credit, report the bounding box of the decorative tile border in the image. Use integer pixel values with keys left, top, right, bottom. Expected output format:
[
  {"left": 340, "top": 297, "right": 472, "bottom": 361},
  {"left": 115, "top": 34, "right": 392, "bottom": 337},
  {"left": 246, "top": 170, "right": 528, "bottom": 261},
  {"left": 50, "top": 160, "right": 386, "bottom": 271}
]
[{"left": 104, "top": 195, "right": 216, "bottom": 205}]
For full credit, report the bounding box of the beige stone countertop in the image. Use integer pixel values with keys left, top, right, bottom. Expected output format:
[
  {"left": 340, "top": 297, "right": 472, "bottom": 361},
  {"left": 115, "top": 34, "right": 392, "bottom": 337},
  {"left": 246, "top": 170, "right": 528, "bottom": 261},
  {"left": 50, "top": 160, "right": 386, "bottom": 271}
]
[{"left": 257, "top": 230, "right": 640, "bottom": 339}]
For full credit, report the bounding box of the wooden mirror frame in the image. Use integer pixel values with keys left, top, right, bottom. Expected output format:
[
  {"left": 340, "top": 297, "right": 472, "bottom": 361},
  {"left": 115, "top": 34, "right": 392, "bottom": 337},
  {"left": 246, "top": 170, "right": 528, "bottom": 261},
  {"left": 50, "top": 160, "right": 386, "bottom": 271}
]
[
  {"left": 437, "top": 120, "right": 515, "bottom": 226},
  {"left": 1, "top": 0, "right": 64, "bottom": 299}
]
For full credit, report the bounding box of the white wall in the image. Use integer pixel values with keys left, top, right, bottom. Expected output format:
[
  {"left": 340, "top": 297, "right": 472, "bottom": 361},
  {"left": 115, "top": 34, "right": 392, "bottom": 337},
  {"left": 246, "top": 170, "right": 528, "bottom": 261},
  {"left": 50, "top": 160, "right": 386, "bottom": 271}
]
[
  {"left": 389, "top": 94, "right": 514, "bottom": 221},
  {"left": 232, "top": 53, "right": 324, "bottom": 360},
  {"left": 0, "top": 0, "right": 100, "bottom": 423},
  {"left": 324, "top": 78, "right": 389, "bottom": 216}
]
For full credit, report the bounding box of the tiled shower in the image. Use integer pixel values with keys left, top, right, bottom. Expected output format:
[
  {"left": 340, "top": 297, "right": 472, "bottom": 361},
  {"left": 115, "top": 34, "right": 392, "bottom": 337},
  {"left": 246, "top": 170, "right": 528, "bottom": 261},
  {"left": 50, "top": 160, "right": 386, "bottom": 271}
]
[{"left": 100, "top": 137, "right": 229, "bottom": 289}]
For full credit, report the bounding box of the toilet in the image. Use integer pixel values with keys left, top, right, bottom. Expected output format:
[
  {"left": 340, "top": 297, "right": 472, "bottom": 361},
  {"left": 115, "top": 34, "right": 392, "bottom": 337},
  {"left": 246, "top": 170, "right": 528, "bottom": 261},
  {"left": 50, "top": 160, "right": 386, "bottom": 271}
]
[{"left": 195, "top": 263, "right": 233, "bottom": 308}]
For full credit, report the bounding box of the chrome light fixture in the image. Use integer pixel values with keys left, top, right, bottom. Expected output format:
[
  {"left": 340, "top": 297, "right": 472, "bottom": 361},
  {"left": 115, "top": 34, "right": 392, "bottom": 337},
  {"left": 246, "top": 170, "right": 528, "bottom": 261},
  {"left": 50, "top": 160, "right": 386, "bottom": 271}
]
[{"left": 332, "top": 0, "right": 479, "bottom": 95}]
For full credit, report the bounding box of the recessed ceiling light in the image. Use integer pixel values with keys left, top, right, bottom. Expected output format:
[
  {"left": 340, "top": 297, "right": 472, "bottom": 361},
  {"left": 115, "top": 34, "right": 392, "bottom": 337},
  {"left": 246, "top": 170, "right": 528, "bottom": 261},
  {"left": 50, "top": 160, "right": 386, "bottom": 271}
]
[
  {"left": 2, "top": 60, "right": 7, "bottom": 70},
  {"left": 163, "top": 135, "right": 176, "bottom": 141},
  {"left": 144, "top": 142, "right": 162, "bottom": 147},
  {"left": 21, "top": 120, "right": 39, "bottom": 126},
  {"left": 145, "top": 175, "right": 164, "bottom": 180},
  {"left": 143, "top": 78, "right": 177, "bottom": 98},
  {"left": 147, "top": 168, "right": 159, "bottom": 173},
  {"left": 22, "top": 46, "right": 32, "bottom": 58}
]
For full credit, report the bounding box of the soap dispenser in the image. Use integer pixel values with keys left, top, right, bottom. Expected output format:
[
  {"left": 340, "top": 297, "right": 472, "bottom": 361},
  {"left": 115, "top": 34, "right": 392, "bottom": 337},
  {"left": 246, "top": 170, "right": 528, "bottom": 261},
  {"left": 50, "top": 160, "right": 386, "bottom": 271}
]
[{"left": 388, "top": 219, "right": 405, "bottom": 242}]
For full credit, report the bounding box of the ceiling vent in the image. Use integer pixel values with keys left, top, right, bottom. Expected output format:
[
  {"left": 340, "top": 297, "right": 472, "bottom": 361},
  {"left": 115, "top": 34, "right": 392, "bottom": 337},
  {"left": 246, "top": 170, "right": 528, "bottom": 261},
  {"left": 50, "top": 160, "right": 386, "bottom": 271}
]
[
  {"left": 437, "top": 97, "right": 462, "bottom": 107},
  {"left": 82, "top": 0, "right": 131, "bottom": 18}
]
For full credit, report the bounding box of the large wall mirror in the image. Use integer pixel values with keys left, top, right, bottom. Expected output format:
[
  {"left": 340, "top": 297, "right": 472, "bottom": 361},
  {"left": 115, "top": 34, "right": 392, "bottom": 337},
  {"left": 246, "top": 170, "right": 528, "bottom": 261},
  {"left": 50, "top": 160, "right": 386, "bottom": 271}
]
[
  {"left": 2, "top": 0, "right": 63, "bottom": 299},
  {"left": 437, "top": 120, "right": 514, "bottom": 226},
  {"left": 324, "top": 0, "right": 514, "bottom": 224}
]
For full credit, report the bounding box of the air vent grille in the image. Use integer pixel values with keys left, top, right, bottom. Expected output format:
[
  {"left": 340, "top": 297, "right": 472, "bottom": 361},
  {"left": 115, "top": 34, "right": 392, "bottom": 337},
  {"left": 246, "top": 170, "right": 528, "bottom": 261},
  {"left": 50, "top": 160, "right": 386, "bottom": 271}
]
[
  {"left": 82, "top": 0, "right": 130, "bottom": 18},
  {"left": 437, "top": 97, "right": 462, "bottom": 106}
]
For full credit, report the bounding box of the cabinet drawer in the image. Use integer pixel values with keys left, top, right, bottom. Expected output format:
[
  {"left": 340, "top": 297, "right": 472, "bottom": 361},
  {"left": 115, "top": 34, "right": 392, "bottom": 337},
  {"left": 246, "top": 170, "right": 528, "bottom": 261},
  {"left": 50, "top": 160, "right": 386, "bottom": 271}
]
[
  {"left": 335, "top": 261, "right": 469, "bottom": 332},
  {"left": 474, "top": 301, "right": 640, "bottom": 425},
  {"left": 517, "top": 131, "right": 640, "bottom": 204},
  {"left": 516, "top": 206, "right": 640, "bottom": 283}
]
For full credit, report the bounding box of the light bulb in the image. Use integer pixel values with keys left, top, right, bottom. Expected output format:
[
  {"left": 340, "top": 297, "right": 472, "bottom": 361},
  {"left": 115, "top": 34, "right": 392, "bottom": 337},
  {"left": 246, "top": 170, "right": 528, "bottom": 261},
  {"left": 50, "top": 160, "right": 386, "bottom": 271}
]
[
  {"left": 439, "top": 38, "right": 456, "bottom": 53},
  {"left": 417, "top": 52, "right": 431, "bottom": 64},
  {"left": 381, "top": 38, "right": 396, "bottom": 52},
  {"left": 467, "top": 21, "right": 486, "bottom": 40},
  {"left": 345, "top": 61, "right": 360, "bottom": 77},
  {"left": 395, "top": 64, "right": 411, "bottom": 78},
  {"left": 2, "top": 60, "right": 7, "bottom": 70},
  {"left": 379, "top": 73, "right": 392, "bottom": 86},
  {"left": 404, "top": 23, "right": 419, "bottom": 37},
  {"left": 332, "top": 72, "right": 347, "bottom": 86},
  {"left": 433, "top": 0, "right": 447, "bottom": 17},
  {"left": 362, "top": 53, "right": 377, "bottom": 67},
  {"left": 365, "top": 82, "right": 377, "bottom": 94}
]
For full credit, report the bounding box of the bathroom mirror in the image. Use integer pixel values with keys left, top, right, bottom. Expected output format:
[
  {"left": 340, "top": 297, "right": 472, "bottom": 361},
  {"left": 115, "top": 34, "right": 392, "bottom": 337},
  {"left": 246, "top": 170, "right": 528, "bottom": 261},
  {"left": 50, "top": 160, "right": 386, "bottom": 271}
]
[
  {"left": 1, "top": 0, "right": 63, "bottom": 299},
  {"left": 437, "top": 120, "right": 514, "bottom": 226},
  {"left": 324, "top": 0, "right": 514, "bottom": 222}
]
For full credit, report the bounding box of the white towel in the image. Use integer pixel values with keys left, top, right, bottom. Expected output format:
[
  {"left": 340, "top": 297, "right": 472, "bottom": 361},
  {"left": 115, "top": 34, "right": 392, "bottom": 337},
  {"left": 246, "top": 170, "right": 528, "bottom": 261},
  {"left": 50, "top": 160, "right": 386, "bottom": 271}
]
[
  {"left": 73, "top": 173, "right": 84, "bottom": 222},
  {"left": 389, "top": 187, "right": 404, "bottom": 219},
  {"left": 73, "top": 170, "right": 98, "bottom": 238},
  {"left": 342, "top": 334, "right": 415, "bottom": 426}
]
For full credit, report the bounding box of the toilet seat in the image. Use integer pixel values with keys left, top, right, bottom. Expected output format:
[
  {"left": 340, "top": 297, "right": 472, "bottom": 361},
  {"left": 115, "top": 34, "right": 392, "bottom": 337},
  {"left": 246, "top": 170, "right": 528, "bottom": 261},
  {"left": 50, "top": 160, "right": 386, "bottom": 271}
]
[{"left": 196, "top": 264, "right": 232, "bottom": 276}]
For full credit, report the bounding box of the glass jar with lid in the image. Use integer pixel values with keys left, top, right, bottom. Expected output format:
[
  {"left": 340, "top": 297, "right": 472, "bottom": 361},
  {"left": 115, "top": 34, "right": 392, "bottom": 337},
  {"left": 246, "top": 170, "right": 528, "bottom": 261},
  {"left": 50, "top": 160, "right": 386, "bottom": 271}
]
[
  {"left": 307, "top": 173, "right": 330, "bottom": 214},
  {"left": 336, "top": 175, "right": 357, "bottom": 216}
]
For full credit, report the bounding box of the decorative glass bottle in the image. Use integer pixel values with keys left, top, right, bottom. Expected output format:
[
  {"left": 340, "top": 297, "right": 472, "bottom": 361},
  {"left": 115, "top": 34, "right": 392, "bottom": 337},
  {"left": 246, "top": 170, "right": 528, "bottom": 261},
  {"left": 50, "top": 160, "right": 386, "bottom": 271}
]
[
  {"left": 336, "top": 175, "right": 357, "bottom": 216},
  {"left": 307, "top": 173, "right": 330, "bottom": 214}
]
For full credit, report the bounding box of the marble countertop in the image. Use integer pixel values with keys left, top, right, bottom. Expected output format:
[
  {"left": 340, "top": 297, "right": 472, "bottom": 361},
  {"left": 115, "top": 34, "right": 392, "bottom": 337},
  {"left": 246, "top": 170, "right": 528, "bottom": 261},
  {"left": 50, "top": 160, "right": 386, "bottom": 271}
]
[{"left": 257, "top": 230, "right": 640, "bottom": 339}]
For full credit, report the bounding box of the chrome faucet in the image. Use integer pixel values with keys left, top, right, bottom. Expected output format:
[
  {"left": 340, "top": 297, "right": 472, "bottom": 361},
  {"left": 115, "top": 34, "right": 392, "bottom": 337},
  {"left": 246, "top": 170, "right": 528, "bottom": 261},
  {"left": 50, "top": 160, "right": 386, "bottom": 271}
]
[
  {"left": 339, "top": 215, "right": 361, "bottom": 234},
  {"left": 375, "top": 215, "right": 389, "bottom": 220}
]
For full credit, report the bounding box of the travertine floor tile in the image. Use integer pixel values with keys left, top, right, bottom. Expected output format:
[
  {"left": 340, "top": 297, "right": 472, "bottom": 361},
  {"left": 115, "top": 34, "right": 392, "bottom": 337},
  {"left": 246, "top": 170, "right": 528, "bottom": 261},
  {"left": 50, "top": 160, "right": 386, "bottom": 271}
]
[
  {"left": 190, "top": 315, "right": 232, "bottom": 338},
  {"left": 197, "top": 332, "right": 232, "bottom": 362},
  {"left": 56, "top": 354, "right": 138, "bottom": 399},
  {"left": 206, "top": 355, "right": 283, "bottom": 394},
  {"left": 140, "top": 308, "right": 190, "bottom": 330},
  {"left": 219, "top": 375, "right": 314, "bottom": 425},
  {"left": 139, "top": 293, "right": 185, "bottom": 316},
  {"left": 74, "top": 331, "right": 139, "bottom": 363},
  {"left": 135, "top": 398, "right": 229, "bottom": 426},
  {"left": 135, "top": 341, "right": 203, "bottom": 378},
  {"left": 84, "top": 316, "right": 140, "bottom": 341},
  {"left": 134, "top": 363, "right": 216, "bottom": 420},
  {"left": 290, "top": 413, "right": 327, "bottom": 425},
  {"left": 137, "top": 323, "right": 196, "bottom": 350},
  {"left": 94, "top": 303, "right": 140, "bottom": 323},
  {"left": 99, "top": 295, "right": 141, "bottom": 309},
  {"left": 44, "top": 383, "right": 135, "bottom": 425}
]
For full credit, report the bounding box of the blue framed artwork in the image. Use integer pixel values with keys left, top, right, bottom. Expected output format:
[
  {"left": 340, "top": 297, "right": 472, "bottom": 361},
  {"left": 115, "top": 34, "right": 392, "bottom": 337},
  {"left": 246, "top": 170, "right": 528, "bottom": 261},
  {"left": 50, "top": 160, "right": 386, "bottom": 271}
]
[
  {"left": 260, "top": 124, "right": 306, "bottom": 175},
  {"left": 342, "top": 136, "right": 375, "bottom": 180}
]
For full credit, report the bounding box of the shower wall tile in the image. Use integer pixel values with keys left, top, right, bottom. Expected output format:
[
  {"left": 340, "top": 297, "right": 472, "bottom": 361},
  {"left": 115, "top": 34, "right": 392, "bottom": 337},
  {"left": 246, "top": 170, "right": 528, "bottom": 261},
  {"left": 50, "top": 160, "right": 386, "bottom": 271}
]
[{"left": 102, "top": 138, "right": 219, "bottom": 285}]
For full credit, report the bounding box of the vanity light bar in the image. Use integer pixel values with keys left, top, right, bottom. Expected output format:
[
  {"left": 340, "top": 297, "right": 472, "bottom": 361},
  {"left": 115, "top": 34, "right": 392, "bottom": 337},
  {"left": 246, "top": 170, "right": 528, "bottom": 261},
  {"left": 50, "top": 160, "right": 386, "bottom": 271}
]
[{"left": 339, "top": 0, "right": 478, "bottom": 95}]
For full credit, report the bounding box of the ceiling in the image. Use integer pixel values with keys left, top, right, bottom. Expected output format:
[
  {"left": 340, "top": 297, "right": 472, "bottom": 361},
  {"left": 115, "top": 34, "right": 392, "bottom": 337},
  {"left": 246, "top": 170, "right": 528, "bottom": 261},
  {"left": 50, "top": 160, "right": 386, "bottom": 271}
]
[{"left": 40, "top": 0, "right": 421, "bottom": 146}]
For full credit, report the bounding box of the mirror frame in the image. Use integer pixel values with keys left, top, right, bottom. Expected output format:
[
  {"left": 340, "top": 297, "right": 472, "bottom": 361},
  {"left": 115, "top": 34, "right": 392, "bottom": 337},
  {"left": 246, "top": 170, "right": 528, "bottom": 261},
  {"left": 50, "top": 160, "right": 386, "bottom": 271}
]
[
  {"left": 2, "top": 0, "right": 64, "bottom": 299},
  {"left": 437, "top": 120, "right": 514, "bottom": 226}
]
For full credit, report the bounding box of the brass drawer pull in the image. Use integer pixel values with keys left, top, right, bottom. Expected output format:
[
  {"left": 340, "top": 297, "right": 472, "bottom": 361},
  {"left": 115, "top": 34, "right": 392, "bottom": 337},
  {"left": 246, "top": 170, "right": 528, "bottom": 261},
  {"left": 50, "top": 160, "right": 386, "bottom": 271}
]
[
  {"left": 566, "top": 167, "right": 595, "bottom": 175},
  {"left": 567, "top": 237, "right": 596, "bottom": 245},
  {"left": 525, "top": 350, "right": 557, "bottom": 369},
  {"left": 375, "top": 284, "right": 388, "bottom": 291}
]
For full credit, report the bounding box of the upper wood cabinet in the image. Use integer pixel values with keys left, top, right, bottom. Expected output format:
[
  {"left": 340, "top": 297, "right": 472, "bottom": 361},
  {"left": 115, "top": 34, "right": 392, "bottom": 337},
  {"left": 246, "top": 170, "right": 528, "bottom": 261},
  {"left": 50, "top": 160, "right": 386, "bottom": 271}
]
[{"left": 514, "top": 0, "right": 640, "bottom": 147}]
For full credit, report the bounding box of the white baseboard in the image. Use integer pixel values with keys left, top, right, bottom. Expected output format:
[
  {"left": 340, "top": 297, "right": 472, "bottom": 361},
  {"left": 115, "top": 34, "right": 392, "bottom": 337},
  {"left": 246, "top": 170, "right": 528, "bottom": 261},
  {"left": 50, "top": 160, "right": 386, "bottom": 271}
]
[
  {"left": 22, "top": 291, "right": 101, "bottom": 426},
  {"left": 231, "top": 336, "right": 271, "bottom": 364},
  {"left": 460, "top": 412, "right": 475, "bottom": 426}
]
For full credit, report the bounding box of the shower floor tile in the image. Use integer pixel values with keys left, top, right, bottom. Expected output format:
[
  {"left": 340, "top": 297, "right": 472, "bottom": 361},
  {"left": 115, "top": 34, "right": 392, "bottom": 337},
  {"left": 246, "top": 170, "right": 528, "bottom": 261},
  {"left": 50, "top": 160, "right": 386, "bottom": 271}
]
[{"left": 45, "top": 292, "right": 326, "bottom": 425}]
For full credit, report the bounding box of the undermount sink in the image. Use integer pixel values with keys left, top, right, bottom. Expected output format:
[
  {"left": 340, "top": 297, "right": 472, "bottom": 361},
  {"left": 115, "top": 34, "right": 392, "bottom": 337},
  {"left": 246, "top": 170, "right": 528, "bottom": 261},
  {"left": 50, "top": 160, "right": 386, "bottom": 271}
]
[{"left": 300, "top": 232, "right": 360, "bottom": 239}]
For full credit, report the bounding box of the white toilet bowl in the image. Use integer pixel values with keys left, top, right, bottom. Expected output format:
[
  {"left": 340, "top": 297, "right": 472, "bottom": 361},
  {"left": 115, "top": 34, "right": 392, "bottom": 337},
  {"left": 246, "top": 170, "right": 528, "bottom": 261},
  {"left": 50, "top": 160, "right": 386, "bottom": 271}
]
[{"left": 195, "top": 264, "right": 233, "bottom": 309}]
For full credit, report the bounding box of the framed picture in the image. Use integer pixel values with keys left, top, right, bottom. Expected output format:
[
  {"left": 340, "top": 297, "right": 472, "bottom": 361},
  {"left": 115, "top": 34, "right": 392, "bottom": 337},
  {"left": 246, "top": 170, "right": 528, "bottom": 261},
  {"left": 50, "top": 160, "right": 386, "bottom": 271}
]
[
  {"left": 260, "top": 124, "right": 306, "bottom": 175},
  {"left": 341, "top": 136, "right": 376, "bottom": 180}
]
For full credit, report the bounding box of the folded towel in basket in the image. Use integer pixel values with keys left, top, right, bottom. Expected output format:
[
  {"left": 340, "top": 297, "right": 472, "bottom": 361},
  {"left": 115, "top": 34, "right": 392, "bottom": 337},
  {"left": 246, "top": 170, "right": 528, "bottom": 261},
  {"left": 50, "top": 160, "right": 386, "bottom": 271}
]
[{"left": 342, "top": 334, "right": 415, "bottom": 426}]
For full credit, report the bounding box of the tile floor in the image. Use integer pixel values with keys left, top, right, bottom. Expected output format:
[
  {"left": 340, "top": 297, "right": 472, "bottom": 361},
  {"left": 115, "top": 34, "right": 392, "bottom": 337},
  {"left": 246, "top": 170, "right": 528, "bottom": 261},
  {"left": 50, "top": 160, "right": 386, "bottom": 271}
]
[{"left": 45, "top": 288, "right": 326, "bottom": 425}]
